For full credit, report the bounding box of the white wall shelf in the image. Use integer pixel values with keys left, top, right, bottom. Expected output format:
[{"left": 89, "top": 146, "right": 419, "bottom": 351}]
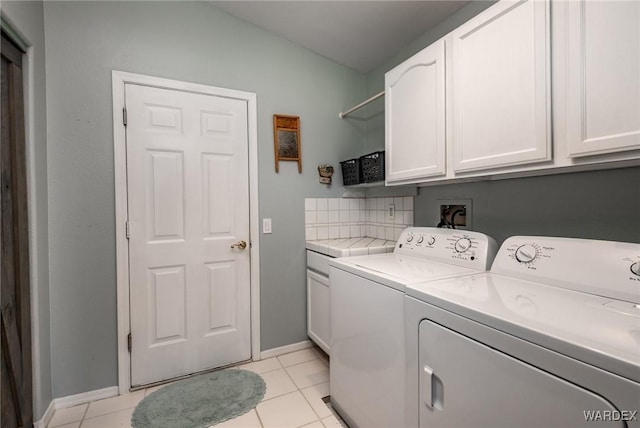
[{"left": 342, "top": 182, "right": 418, "bottom": 198}]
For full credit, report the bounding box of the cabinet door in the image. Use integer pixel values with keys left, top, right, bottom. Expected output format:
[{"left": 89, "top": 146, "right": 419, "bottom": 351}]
[
  {"left": 307, "top": 269, "right": 330, "bottom": 354},
  {"left": 452, "top": 0, "right": 551, "bottom": 173},
  {"left": 566, "top": 1, "right": 640, "bottom": 157},
  {"left": 385, "top": 39, "right": 446, "bottom": 184}
]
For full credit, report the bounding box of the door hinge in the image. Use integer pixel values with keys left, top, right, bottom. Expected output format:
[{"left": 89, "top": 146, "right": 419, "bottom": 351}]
[
  {"left": 127, "top": 333, "right": 132, "bottom": 353},
  {"left": 123, "top": 108, "right": 128, "bottom": 126},
  {"left": 125, "top": 221, "right": 130, "bottom": 239}
]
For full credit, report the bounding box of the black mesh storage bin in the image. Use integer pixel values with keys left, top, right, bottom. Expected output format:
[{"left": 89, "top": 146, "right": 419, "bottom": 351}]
[
  {"left": 360, "top": 151, "right": 385, "bottom": 183},
  {"left": 340, "top": 158, "right": 361, "bottom": 185}
]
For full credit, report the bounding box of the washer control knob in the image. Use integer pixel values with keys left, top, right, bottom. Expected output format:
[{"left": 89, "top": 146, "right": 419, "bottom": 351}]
[
  {"left": 417, "top": 236, "right": 424, "bottom": 244},
  {"left": 631, "top": 261, "right": 640, "bottom": 277},
  {"left": 427, "top": 236, "right": 436, "bottom": 246},
  {"left": 455, "top": 238, "right": 472, "bottom": 253},
  {"left": 406, "top": 234, "right": 414, "bottom": 243},
  {"left": 515, "top": 244, "right": 538, "bottom": 264}
]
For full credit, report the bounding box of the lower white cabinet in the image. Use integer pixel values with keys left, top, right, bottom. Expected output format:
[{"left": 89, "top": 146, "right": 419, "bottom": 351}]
[{"left": 307, "top": 269, "right": 330, "bottom": 354}]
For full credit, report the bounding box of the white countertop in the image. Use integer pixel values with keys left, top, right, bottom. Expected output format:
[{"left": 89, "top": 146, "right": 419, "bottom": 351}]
[{"left": 306, "top": 237, "right": 396, "bottom": 258}]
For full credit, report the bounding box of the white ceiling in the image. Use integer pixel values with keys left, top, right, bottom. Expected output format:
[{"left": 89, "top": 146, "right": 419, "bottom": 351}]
[{"left": 211, "top": 1, "right": 471, "bottom": 73}]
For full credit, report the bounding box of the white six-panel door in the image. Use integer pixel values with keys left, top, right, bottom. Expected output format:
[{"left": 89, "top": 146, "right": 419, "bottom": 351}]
[{"left": 125, "top": 83, "right": 251, "bottom": 386}]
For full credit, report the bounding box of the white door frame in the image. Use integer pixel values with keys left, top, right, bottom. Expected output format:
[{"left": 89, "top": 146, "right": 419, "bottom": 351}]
[{"left": 111, "top": 70, "right": 261, "bottom": 394}]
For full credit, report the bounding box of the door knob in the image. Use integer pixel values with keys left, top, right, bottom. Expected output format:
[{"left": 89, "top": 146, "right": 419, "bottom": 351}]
[{"left": 230, "top": 240, "right": 247, "bottom": 250}]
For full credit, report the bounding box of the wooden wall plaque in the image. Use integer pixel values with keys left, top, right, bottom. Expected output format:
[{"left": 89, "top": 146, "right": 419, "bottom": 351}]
[{"left": 273, "top": 114, "right": 301, "bottom": 173}]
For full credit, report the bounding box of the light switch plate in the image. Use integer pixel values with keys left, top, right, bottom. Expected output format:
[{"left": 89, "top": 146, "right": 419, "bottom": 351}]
[
  {"left": 387, "top": 204, "right": 395, "bottom": 220},
  {"left": 263, "top": 218, "right": 272, "bottom": 234}
]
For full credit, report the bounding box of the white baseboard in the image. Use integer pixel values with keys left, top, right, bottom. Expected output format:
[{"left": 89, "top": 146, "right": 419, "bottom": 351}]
[
  {"left": 33, "top": 399, "right": 55, "bottom": 428},
  {"left": 55, "top": 385, "right": 119, "bottom": 409},
  {"left": 34, "top": 386, "right": 119, "bottom": 427},
  {"left": 260, "top": 340, "right": 314, "bottom": 360}
]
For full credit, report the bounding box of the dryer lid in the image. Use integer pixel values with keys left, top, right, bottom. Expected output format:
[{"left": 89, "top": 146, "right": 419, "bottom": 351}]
[{"left": 407, "top": 273, "right": 640, "bottom": 383}]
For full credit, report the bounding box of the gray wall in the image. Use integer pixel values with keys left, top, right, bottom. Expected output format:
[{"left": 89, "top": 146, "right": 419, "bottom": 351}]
[
  {"left": 1, "top": 0, "right": 51, "bottom": 420},
  {"left": 414, "top": 167, "right": 640, "bottom": 244},
  {"left": 42, "top": 1, "right": 365, "bottom": 397}
]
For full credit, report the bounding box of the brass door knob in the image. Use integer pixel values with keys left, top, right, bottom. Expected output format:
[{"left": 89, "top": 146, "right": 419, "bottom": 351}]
[{"left": 230, "top": 240, "right": 247, "bottom": 250}]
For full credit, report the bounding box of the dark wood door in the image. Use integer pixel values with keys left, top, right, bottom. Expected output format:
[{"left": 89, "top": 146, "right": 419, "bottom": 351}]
[{"left": 1, "top": 31, "right": 33, "bottom": 428}]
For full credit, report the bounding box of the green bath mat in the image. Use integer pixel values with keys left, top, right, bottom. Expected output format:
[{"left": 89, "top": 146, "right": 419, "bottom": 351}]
[{"left": 131, "top": 369, "right": 266, "bottom": 428}]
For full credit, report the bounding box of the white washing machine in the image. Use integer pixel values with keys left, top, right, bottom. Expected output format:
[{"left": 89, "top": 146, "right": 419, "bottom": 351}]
[
  {"left": 329, "top": 227, "right": 498, "bottom": 428},
  {"left": 405, "top": 236, "right": 640, "bottom": 428}
]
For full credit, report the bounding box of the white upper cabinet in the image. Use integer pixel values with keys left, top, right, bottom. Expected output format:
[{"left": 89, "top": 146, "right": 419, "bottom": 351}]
[
  {"left": 381, "top": 0, "right": 639, "bottom": 187},
  {"left": 451, "top": 0, "right": 551, "bottom": 173},
  {"left": 565, "top": 0, "right": 640, "bottom": 158},
  {"left": 385, "top": 38, "right": 446, "bottom": 184}
]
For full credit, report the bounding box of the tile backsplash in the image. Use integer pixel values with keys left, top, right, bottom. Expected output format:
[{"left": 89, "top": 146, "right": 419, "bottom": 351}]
[{"left": 304, "top": 197, "right": 414, "bottom": 241}]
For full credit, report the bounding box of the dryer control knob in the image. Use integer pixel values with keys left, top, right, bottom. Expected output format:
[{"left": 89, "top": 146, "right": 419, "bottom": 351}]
[
  {"left": 455, "top": 238, "right": 472, "bottom": 253},
  {"left": 515, "top": 244, "right": 538, "bottom": 264},
  {"left": 406, "top": 234, "right": 414, "bottom": 243},
  {"left": 631, "top": 261, "right": 640, "bottom": 277},
  {"left": 417, "top": 236, "right": 424, "bottom": 244},
  {"left": 427, "top": 236, "right": 436, "bottom": 246}
]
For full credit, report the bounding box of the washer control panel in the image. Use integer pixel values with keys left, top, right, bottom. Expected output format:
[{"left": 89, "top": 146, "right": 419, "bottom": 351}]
[
  {"left": 499, "top": 241, "right": 556, "bottom": 271},
  {"left": 514, "top": 244, "right": 538, "bottom": 263},
  {"left": 396, "top": 227, "right": 498, "bottom": 271},
  {"left": 491, "top": 236, "right": 640, "bottom": 304}
]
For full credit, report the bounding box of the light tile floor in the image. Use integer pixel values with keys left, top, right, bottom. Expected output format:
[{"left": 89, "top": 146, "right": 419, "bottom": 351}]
[{"left": 48, "top": 347, "right": 348, "bottom": 428}]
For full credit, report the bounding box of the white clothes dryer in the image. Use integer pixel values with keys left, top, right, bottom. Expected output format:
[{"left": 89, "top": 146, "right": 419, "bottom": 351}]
[
  {"left": 405, "top": 236, "right": 640, "bottom": 428},
  {"left": 329, "top": 227, "right": 497, "bottom": 428}
]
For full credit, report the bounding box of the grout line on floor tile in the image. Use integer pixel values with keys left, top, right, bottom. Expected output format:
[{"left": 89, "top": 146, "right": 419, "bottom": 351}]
[
  {"left": 80, "top": 403, "right": 90, "bottom": 424},
  {"left": 254, "top": 405, "right": 266, "bottom": 428},
  {"left": 299, "top": 387, "right": 324, "bottom": 421},
  {"left": 281, "top": 363, "right": 301, "bottom": 391},
  {"left": 277, "top": 352, "right": 320, "bottom": 369},
  {"left": 281, "top": 359, "right": 318, "bottom": 370},
  {"left": 82, "top": 399, "right": 140, "bottom": 424},
  {"left": 261, "top": 366, "right": 284, "bottom": 375},
  {"left": 241, "top": 357, "right": 285, "bottom": 375}
]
